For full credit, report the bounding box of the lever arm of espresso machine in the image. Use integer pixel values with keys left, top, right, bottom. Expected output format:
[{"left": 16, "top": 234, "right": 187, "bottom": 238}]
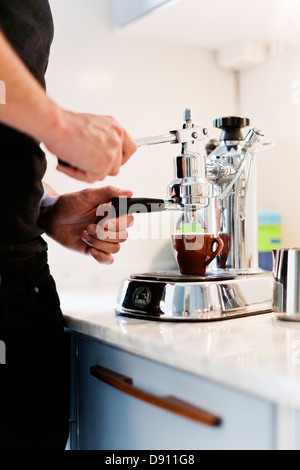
[
  {"left": 58, "top": 119, "right": 209, "bottom": 166},
  {"left": 135, "top": 124, "right": 209, "bottom": 147},
  {"left": 59, "top": 125, "right": 208, "bottom": 162}
]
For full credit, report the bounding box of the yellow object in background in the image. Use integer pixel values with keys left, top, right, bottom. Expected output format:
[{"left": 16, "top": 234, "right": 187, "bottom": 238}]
[{"left": 258, "top": 210, "right": 282, "bottom": 271}]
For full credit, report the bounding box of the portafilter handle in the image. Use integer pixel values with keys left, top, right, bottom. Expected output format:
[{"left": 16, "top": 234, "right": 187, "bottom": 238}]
[{"left": 111, "top": 197, "right": 176, "bottom": 217}]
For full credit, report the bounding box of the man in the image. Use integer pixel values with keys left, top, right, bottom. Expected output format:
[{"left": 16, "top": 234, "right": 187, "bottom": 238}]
[{"left": 0, "top": 1, "right": 137, "bottom": 449}]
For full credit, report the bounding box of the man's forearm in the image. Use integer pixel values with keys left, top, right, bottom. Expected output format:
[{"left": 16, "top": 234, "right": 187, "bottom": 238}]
[{"left": 0, "top": 30, "right": 62, "bottom": 142}]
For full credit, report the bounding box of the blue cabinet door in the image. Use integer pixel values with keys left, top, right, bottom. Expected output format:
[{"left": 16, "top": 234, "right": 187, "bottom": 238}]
[{"left": 76, "top": 334, "right": 276, "bottom": 450}]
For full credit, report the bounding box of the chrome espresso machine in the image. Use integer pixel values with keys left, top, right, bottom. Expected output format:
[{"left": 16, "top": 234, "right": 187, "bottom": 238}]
[{"left": 114, "top": 109, "right": 274, "bottom": 321}]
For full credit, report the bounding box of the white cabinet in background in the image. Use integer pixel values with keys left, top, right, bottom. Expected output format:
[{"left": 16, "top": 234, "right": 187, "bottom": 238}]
[
  {"left": 72, "top": 333, "right": 277, "bottom": 450},
  {"left": 113, "top": 0, "right": 178, "bottom": 27}
]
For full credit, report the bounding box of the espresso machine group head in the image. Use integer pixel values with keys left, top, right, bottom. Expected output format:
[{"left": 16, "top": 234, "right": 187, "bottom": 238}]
[
  {"left": 112, "top": 108, "right": 213, "bottom": 217},
  {"left": 167, "top": 108, "right": 213, "bottom": 209}
]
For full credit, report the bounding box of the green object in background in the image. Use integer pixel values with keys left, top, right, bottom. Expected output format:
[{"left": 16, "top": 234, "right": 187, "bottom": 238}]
[
  {"left": 258, "top": 210, "right": 282, "bottom": 252},
  {"left": 178, "top": 223, "right": 205, "bottom": 233}
]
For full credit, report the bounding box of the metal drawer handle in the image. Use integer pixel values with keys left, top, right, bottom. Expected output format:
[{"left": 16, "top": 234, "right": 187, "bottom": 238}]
[{"left": 90, "top": 365, "right": 222, "bottom": 427}]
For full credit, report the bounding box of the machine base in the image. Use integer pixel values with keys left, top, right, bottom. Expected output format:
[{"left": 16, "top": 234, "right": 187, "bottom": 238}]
[{"left": 115, "top": 270, "right": 273, "bottom": 322}]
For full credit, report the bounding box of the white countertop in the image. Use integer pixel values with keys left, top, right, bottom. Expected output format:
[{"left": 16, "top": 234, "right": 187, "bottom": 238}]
[{"left": 61, "top": 288, "right": 300, "bottom": 408}]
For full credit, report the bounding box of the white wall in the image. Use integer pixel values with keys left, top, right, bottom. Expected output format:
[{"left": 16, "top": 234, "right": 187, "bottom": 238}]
[
  {"left": 44, "top": 0, "right": 237, "bottom": 292},
  {"left": 240, "top": 45, "right": 300, "bottom": 248}
]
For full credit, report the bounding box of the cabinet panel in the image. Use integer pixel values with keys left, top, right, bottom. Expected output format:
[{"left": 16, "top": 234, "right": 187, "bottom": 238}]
[{"left": 76, "top": 335, "right": 276, "bottom": 450}]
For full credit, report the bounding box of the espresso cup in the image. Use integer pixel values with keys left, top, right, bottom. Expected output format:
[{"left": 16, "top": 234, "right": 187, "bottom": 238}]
[{"left": 171, "top": 233, "right": 224, "bottom": 275}]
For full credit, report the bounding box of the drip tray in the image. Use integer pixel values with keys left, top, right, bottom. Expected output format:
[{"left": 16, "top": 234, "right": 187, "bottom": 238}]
[
  {"left": 132, "top": 270, "right": 237, "bottom": 283},
  {"left": 115, "top": 270, "right": 273, "bottom": 322}
]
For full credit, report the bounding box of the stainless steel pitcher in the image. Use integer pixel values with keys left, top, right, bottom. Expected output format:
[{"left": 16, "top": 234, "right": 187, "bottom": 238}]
[{"left": 272, "top": 248, "right": 300, "bottom": 321}]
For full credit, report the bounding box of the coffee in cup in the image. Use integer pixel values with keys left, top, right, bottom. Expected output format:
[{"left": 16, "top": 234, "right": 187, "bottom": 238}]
[{"left": 171, "top": 233, "right": 224, "bottom": 275}]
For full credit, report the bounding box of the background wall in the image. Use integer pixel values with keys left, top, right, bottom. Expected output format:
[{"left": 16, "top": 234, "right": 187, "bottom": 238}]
[
  {"left": 45, "top": 0, "right": 237, "bottom": 292},
  {"left": 240, "top": 44, "right": 300, "bottom": 248}
]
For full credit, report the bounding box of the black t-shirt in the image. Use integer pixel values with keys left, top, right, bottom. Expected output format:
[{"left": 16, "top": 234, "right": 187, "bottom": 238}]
[{"left": 0, "top": 0, "right": 54, "bottom": 250}]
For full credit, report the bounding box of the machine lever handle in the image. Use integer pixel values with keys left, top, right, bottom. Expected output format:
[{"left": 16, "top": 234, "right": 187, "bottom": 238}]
[
  {"left": 136, "top": 132, "right": 177, "bottom": 147},
  {"left": 136, "top": 125, "right": 208, "bottom": 147},
  {"left": 58, "top": 133, "right": 176, "bottom": 167},
  {"left": 58, "top": 126, "right": 208, "bottom": 167}
]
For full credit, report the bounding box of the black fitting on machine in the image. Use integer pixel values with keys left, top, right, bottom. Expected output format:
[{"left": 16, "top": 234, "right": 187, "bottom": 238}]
[{"left": 213, "top": 116, "right": 250, "bottom": 142}]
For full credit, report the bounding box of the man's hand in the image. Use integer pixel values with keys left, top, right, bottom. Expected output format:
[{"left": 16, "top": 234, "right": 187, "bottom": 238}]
[
  {"left": 40, "top": 185, "right": 134, "bottom": 265},
  {"left": 43, "top": 111, "right": 137, "bottom": 183}
]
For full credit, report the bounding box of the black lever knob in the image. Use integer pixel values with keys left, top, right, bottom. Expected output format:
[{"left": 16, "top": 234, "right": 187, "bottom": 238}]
[{"left": 213, "top": 116, "right": 250, "bottom": 142}]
